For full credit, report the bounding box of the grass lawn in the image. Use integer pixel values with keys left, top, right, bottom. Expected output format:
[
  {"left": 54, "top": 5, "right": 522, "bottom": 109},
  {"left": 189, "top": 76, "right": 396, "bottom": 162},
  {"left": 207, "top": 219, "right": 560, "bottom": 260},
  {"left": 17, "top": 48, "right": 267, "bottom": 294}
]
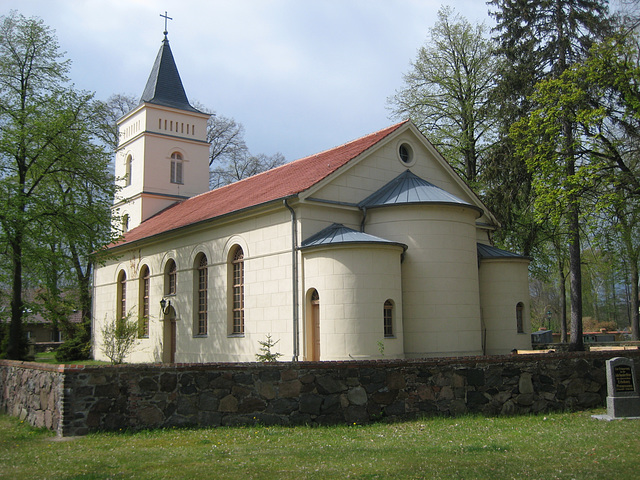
[
  {"left": 1, "top": 410, "right": 639, "bottom": 479},
  {"left": 31, "top": 351, "right": 107, "bottom": 366}
]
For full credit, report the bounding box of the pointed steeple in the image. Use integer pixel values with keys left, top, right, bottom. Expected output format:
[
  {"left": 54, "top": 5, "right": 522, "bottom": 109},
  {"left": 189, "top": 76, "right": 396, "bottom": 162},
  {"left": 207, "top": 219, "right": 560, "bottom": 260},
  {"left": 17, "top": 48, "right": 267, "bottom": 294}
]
[{"left": 139, "top": 35, "right": 201, "bottom": 113}]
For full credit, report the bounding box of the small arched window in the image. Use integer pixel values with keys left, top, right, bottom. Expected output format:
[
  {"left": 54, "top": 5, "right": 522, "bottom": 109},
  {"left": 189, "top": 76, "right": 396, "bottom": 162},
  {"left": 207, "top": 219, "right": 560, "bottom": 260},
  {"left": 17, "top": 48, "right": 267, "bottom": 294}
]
[
  {"left": 171, "top": 152, "right": 183, "bottom": 184},
  {"left": 195, "top": 254, "right": 208, "bottom": 336},
  {"left": 125, "top": 155, "right": 132, "bottom": 186},
  {"left": 384, "top": 300, "right": 394, "bottom": 338},
  {"left": 165, "top": 259, "right": 177, "bottom": 295},
  {"left": 139, "top": 265, "right": 150, "bottom": 338},
  {"left": 117, "top": 270, "right": 127, "bottom": 322},
  {"left": 122, "top": 214, "right": 130, "bottom": 234},
  {"left": 516, "top": 302, "right": 524, "bottom": 333},
  {"left": 231, "top": 246, "right": 244, "bottom": 335}
]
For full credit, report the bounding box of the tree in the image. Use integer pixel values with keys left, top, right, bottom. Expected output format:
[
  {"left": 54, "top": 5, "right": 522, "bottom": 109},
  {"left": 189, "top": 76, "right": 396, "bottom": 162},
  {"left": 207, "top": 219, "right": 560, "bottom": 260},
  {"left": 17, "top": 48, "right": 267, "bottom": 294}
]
[
  {"left": 388, "top": 6, "right": 497, "bottom": 185},
  {"left": 93, "top": 93, "right": 139, "bottom": 153},
  {"left": 204, "top": 112, "right": 286, "bottom": 189},
  {"left": 255, "top": 334, "right": 283, "bottom": 362},
  {"left": 490, "top": 0, "right": 613, "bottom": 351},
  {"left": 0, "top": 12, "right": 116, "bottom": 359}
]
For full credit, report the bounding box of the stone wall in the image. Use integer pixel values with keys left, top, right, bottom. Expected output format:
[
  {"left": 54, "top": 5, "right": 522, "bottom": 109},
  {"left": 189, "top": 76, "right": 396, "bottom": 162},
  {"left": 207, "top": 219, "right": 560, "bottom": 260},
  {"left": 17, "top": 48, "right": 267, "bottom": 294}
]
[
  {"left": 2, "top": 351, "right": 639, "bottom": 437},
  {"left": 0, "top": 362, "right": 64, "bottom": 434}
]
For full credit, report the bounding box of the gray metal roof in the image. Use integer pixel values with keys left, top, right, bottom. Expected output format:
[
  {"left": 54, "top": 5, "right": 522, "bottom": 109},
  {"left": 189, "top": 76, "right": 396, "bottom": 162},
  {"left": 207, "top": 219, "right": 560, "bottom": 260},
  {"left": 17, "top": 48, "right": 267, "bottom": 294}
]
[
  {"left": 301, "top": 223, "right": 407, "bottom": 251},
  {"left": 477, "top": 243, "right": 531, "bottom": 260},
  {"left": 139, "top": 36, "right": 202, "bottom": 113},
  {"left": 358, "top": 169, "right": 476, "bottom": 210}
]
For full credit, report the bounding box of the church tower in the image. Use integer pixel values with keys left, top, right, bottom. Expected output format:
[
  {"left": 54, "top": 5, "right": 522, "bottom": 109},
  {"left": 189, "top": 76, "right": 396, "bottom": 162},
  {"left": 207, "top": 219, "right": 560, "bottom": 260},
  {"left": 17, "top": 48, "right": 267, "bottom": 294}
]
[{"left": 113, "top": 30, "right": 210, "bottom": 232}]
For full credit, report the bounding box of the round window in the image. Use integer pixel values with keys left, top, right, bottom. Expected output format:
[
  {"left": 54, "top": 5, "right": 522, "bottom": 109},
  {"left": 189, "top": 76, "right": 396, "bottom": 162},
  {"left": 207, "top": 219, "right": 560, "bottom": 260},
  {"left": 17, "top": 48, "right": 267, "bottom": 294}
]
[{"left": 398, "top": 143, "right": 414, "bottom": 165}]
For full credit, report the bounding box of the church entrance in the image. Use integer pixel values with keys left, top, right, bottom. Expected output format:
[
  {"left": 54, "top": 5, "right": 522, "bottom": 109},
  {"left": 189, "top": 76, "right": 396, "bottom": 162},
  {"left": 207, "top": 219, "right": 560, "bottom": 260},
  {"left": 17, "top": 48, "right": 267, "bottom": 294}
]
[
  {"left": 162, "top": 307, "right": 177, "bottom": 363},
  {"left": 307, "top": 289, "right": 320, "bottom": 361}
]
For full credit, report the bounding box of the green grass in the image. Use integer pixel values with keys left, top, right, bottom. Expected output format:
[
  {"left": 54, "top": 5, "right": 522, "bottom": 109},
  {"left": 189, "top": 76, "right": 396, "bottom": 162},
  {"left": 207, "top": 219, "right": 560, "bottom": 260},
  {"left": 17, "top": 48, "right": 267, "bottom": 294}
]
[
  {"left": 2, "top": 410, "right": 639, "bottom": 479},
  {"left": 32, "top": 351, "right": 107, "bottom": 365}
]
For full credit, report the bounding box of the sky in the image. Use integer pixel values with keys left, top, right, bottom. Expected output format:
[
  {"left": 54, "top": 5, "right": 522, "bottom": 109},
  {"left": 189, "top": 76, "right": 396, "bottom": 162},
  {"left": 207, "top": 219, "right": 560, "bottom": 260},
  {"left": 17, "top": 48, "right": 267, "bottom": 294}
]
[{"left": 2, "top": 1, "right": 495, "bottom": 163}]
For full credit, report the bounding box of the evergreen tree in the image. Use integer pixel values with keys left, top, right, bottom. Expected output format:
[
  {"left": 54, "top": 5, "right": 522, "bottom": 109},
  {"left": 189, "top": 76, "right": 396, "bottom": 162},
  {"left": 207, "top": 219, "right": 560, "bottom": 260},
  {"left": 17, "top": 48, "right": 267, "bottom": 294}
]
[{"left": 489, "top": 0, "right": 613, "bottom": 350}]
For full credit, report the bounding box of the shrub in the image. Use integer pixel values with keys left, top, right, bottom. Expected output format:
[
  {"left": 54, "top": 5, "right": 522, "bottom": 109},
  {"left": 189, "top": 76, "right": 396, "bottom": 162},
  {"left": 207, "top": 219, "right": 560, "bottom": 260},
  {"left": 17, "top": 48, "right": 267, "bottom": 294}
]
[{"left": 101, "top": 314, "right": 139, "bottom": 364}]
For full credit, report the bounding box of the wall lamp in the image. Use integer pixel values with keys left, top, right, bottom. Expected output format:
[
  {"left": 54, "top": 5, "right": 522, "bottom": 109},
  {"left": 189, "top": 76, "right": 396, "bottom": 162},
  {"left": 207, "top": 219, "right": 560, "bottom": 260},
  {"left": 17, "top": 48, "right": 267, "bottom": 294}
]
[{"left": 160, "top": 298, "right": 171, "bottom": 314}]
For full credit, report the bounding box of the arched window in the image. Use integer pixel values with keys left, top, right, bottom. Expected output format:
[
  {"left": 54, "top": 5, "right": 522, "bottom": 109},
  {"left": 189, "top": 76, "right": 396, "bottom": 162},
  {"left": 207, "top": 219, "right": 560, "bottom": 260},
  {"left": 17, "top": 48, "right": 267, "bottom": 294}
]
[
  {"left": 231, "top": 246, "right": 244, "bottom": 335},
  {"left": 125, "top": 155, "right": 132, "bottom": 186},
  {"left": 195, "top": 254, "right": 208, "bottom": 336},
  {"left": 139, "top": 265, "right": 150, "bottom": 338},
  {"left": 122, "top": 214, "right": 130, "bottom": 234},
  {"left": 384, "top": 300, "right": 394, "bottom": 337},
  {"left": 117, "top": 270, "right": 127, "bottom": 322},
  {"left": 170, "top": 152, "right": 183, "bottom": 184},
  {"left": 165, "top": 259, "right": 177, "bottom": 295},
  {"left": 516, "top": 302, "right": 524, "bottom": 333}
]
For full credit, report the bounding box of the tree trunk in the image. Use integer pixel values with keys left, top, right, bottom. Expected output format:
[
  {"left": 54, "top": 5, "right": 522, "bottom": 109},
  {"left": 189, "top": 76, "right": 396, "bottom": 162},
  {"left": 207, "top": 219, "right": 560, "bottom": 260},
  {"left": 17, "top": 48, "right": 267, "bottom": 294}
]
[
  {"left": 7, "top": 238, "right": 25, "bottom": 359},
  {"left": 558, "top": 260, "right": 568, "bottom": 343},
  {"left": 630, "top": 262, "right": 639, "bottom": 341},
  {"left": 567, "top": 193, "right": 584, "bottom": 351}
]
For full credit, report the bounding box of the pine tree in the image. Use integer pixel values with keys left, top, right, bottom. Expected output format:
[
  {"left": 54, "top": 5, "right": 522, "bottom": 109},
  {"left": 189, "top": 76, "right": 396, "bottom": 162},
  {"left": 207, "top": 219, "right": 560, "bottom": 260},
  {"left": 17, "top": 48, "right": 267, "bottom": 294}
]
[{"left": 488, "top": 0, "right": 614, "bottom": 350}]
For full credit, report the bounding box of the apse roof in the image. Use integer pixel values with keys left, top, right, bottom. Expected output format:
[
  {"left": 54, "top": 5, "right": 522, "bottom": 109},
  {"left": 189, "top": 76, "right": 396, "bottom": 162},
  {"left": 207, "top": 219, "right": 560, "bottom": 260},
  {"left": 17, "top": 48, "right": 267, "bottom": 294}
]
[
  {"left": 139, "top": 35, "right": 202, "bottom": 113},
  {"left": 359, "top": 169, "right": 480, "bottom": 213},
  {"left": 301, "top": 223, "right": 407, "bottom": 250},
  {"left": 477, "top": 243, "right": 531, "bottom": 260}
]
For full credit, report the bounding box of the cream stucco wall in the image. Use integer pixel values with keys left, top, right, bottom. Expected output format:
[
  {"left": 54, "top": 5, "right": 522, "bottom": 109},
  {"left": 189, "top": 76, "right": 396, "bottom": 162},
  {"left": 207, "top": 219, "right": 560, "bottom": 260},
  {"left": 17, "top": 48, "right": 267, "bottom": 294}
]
[
  {"left": 113, "top": 104, "right": 210, "bottom": 231},
  {"left": 95, "top": 120, "right": 532, "bottom": 364},
  {"left": 93, "top": 207, "right": 296, "bottom": 363},
  {"left": 302, "top": 244, "right": 404, "bottom": 361},
  {"left": 364, "top": 204, "right": 483, "bottom": 358},
  {"left": 478, "top": 257, "right": 532, "bottom": 354},
  {"left": 306, "top": 129, "right": 495, "bottom": 229}
]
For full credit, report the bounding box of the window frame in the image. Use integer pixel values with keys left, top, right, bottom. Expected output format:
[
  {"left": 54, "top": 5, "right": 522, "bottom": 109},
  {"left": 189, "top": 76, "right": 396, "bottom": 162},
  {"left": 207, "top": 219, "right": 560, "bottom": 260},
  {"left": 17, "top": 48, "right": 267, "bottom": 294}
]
[
  {"left": 516, "top": 302, "right": 525, "bottom": 333},
  {"left": 230, "top": 246, "right": 245, "bottom": 336},
  {"left": 170, "top": 152, "right": 184, "bottom": 184},
  {"left": 139, "top": 265, "right": 150, "bottom": 338},
  {"left": 383, "top": 299, "right": 394, "bottom": 338},
  {"left": 165, "top": 259, "right": 177, "bottom": 296},
  {"left": 194, "top": 254, "right": 208, "bottom": 337},
  {"left": 117, "top": 270, "right": 127, "bottom": 323},
  {"left": 125, "top": 154, "right": 132, "bottom": 186}
]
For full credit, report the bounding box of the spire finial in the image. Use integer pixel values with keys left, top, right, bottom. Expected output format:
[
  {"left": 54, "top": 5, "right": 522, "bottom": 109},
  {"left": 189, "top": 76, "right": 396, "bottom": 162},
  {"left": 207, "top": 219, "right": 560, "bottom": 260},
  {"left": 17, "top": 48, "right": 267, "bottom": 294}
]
[{"left": 160, "top": 11, "right": 173, "bottom": 38}]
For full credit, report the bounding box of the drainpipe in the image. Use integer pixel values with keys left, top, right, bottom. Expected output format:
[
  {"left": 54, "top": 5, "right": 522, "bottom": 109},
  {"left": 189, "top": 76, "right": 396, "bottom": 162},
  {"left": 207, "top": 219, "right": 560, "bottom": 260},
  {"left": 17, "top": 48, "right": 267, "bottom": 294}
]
[{"left": 284, "top": 198, "right": 299, "bottom": 361}]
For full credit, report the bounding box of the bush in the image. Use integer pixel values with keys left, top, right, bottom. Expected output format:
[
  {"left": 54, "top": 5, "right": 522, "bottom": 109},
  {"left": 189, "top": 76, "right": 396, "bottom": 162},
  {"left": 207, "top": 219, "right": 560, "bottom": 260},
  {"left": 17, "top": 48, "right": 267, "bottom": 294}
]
[
  {"left": 55, "top": 334, "right": 91, "bottom": 362},
  {"left": 101, "top": 314, "right": 138, "bottom": 364}
]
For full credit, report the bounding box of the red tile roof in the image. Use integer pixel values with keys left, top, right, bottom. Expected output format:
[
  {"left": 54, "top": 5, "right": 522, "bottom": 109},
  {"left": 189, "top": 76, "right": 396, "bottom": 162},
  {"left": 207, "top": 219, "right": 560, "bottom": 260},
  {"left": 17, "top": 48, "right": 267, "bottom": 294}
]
[{"left": 108, "top": 121, "right": 408, "bottom": 249}]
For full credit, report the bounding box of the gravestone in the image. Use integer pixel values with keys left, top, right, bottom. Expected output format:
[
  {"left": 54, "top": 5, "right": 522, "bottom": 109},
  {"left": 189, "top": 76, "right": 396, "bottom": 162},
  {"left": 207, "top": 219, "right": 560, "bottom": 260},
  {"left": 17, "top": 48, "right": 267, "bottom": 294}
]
[{"left": 603, "top": 357, "right": 640, "bottom": 419}]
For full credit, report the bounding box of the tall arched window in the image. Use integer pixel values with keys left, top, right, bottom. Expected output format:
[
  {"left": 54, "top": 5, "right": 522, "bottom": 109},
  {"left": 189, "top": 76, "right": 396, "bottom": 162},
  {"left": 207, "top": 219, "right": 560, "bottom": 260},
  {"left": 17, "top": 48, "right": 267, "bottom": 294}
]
[
  {"left": 384, "top": 300, "right": 394, "bottom": 338},
  {"left": 139, "top": 266, "right": 150, "bottom": 337},
  {"left": 170, "top": 152, "right": 183, "bottom": 184},
  {"left": 117, "top": 270, "right": 127, "bottom": 322},
  {"left": 195, "top": 254, "right": 208, "bottom": 336},
  {"left": 516, "top": 302, "right": 524, "bottom": 333},
  {"left": 125, "top": 155, "right": 132, "bottom": 185},
  {"left": 231, "top": 246, "right": 244, "bottom": 335},
  {"left": 125, "top": 155, "right": 132, "bottom": 186},
  {"left": 165, "top": 259, "right": 177, "bottom": 295}
]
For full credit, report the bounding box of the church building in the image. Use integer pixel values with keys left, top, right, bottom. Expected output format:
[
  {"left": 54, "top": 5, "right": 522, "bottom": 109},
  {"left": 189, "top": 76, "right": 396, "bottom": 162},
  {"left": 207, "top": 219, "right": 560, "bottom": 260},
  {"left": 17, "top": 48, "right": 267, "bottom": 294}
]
[{"left": 92, "top": 32, "right": 532, "bottom": 363}]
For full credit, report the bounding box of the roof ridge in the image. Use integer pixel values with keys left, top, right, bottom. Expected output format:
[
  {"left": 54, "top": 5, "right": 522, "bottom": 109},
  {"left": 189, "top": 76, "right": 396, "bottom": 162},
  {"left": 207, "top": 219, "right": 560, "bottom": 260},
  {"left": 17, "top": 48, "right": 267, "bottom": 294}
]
[
  {"left": 203, "top": 120, "right": 410, "bottom": 194},
  {"left": 289, "top": 120, "right": 410, "bottom": 164},
  {"left": 109, "top": 121, "right": 411, "bottom": 249}
]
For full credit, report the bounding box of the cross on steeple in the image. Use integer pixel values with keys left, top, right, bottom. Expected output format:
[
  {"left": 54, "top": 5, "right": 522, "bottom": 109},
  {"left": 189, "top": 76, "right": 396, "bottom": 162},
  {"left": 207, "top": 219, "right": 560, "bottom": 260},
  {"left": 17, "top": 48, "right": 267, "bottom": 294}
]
[{"left": 160, "top": 11, "right": 173, "bottom": 37}]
